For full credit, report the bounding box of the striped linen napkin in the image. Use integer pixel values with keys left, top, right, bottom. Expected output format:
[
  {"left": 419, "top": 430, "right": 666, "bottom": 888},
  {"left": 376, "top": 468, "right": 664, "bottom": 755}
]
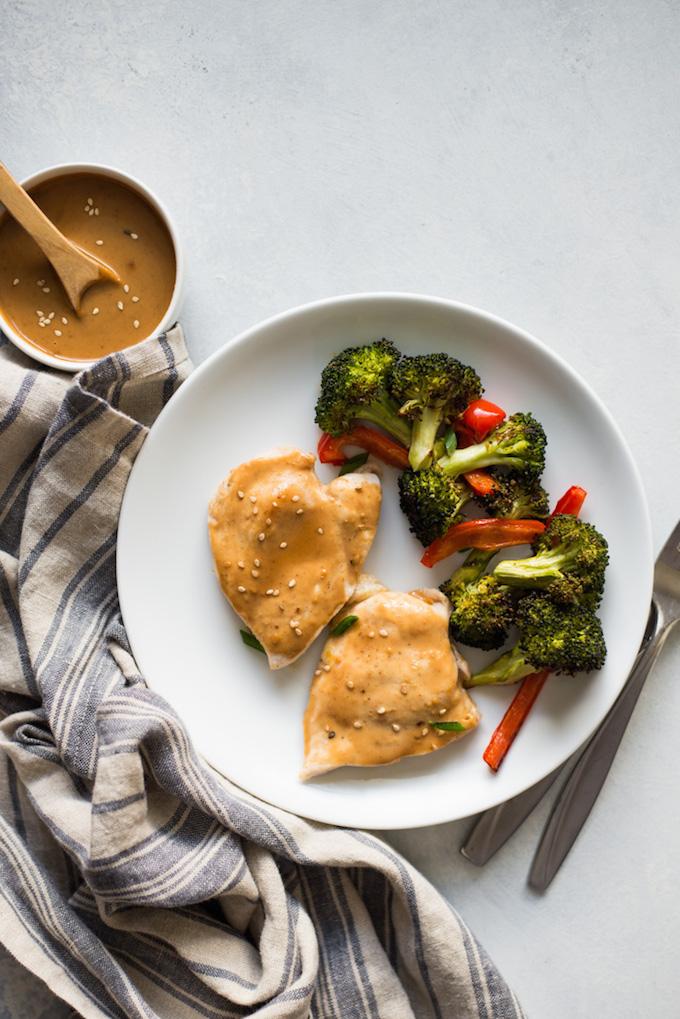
[{"left": 0, "top": 325, "right": 523, "bottom": 1019}]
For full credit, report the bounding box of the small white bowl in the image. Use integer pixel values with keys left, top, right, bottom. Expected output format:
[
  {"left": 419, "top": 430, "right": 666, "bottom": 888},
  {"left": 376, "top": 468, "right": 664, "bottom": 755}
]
[{"left": 0, "top": 162, "right": 183, "bottom": 372}]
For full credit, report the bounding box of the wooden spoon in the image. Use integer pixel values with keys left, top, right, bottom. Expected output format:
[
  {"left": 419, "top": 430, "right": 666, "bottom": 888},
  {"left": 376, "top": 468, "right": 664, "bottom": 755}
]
[{"left": 0, "top": 161, "right": 120, "bottom": 312}]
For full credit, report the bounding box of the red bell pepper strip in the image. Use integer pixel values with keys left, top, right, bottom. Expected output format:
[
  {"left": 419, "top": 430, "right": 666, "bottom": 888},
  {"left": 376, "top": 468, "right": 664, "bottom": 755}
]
[
  {"left": 482, "top": 671, "right": 550, "bottom": 771},
  {"left": 317, "top": 433, "right": 348, "bottom": 465},
  {"left": 317, "top": 427, "right": 409, "bottom": 470},
  {"left": 460, "top": 399, "right": 506, "bottom": 442},
  {"left": 463, "top": 470, "right": 498, "bottom": 497},
  {"left": 550, "top": 485, "right": 587, "bottom": 518},
  {"left": 421, "top": 518, "right": 545, "bottom": 568}
]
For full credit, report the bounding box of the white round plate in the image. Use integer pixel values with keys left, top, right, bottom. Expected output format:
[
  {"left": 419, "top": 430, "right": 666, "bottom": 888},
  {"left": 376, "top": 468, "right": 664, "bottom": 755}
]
[{"left": 117, "top": 293, "right": 653, "bottom": 829}]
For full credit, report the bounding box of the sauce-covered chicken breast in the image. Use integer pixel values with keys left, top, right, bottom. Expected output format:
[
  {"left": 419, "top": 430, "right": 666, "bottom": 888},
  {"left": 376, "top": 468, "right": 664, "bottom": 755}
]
[
  {"left": 301, "top": 577, "right": 479, "bottom": 779},
  {"left": 208, "top": 448, "right": 381, "bottom": 669}
]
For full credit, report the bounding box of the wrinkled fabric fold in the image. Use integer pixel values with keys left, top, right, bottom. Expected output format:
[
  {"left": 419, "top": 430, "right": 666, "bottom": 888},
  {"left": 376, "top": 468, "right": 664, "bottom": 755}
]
[{"left": 0, "top": 327, "right": 523, "bottom": 1019}]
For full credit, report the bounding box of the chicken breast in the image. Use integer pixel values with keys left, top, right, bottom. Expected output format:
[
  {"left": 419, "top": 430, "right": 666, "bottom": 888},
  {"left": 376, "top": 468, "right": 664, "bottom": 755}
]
[
  {"left": 301, "top": 578, "right": 479, "bottom": 779},
  {"left": 208, "top": 447, "right": 381, "bottom": 669}
]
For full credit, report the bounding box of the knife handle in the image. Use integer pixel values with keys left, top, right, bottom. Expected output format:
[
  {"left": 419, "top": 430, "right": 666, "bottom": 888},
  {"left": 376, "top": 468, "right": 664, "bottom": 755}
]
[{"left": 529, "top": 605, "right": 669, "bottom": 891}]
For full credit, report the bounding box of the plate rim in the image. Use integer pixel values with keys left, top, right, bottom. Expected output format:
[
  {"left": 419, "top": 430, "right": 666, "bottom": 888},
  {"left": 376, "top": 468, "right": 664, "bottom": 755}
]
[{"left": 117, "top": 291, "right": 654, "bottom": 828}]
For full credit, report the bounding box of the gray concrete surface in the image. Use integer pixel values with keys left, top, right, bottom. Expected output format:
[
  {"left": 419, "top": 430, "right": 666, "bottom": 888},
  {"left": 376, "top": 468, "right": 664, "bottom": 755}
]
[{"left": 2, "top": 2, "right": 679, "bottom": 1016}]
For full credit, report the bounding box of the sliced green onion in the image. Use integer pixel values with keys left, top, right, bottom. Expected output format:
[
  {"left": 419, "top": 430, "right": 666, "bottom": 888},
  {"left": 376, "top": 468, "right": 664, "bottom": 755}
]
[
  {"left": 330, "top": 614, "right": 359, "bottom": 637},
  {"left": 240, "top": 629, "right": 265, "bottom": 653},
  {"left": 429, "top": 720, "right": 466, "bottom": 732},
  {"left": 444, "top": 428, "right": 458, "bottom": 455},
  {"left": 338, "top": 452, "right": 369, "bottom": 476}
]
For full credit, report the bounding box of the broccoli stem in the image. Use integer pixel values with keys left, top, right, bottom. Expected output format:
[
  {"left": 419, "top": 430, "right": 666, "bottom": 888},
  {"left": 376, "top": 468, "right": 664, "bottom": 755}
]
[
  {"left": 437, "top": 442, "right": 525, "bottom": 478},
  {"left": 449, "top": 547, "right": 495, "bottom": 588},
  {"left": 355, "top": 393, "right": 412, "bottom": 446},
  {"left": 408, "top": 406, "right": 443, "bottom": 470},
  {"left": 464, "top": 646, "right": 536, "bottom": 687},
  {"left": 494, "top": 545, "right": 578, "bottom": 587}
]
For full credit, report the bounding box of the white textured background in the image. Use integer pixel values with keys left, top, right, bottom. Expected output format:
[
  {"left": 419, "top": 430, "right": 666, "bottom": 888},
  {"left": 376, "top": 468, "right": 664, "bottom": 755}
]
[{"left": 2, "top": 2, "right": 680, "bottom": 1017}]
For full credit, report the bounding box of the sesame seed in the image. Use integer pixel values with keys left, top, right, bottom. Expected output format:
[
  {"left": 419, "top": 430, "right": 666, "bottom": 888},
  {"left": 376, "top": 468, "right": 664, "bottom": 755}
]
[
  {"left": 421, "top": 727, "right": 429, "bottom": 736},
  {"left": 36, "top": 279, "right": 45, "bottom": 286},
  {"left": 317, "top": 527, "right": 324, "bottom": 534},
  {"left": 439, "top": 708, "right": 447, "bottom": 716},
  {"left": 379, "top": 628, "right": 388, "bottom": 638},
  {"left": 95, "top": 239, "right": 104, "bottom": 246},
  {"left": 237, "top": 561, "right": 245, "bottom": 569},
  {"left": 322, "top": 664, "right": 331, "bottom": 672},
  {"left": 249, "top": 495, "right": 257, "bottom": 503},
  {"left": 279, "top": 542, "right": 287, "bottom": 549},
  {"left": 48, "top": 312, "right": 54, "bottom": 319},
  {"left": 368, "top": 631, "right": 375, "bottom": 639},
  {"left": 89, "top": 208, "right": 95, "bottom": 216},
  {"left": 266, "top": 588, "right": 274, "bottom": 595},
  {"left": 132, "top": 295, "right": 139, "bottom": 303},
  {"left": 83, "top": 205, "right": 89, "bottom": 212},
  {"left": 430, "top": 742, "right": 438, "bottom": 750},
  {"left": 38, "top": 321, "right": 45, "bottom": 327},
  {"left": 400, "top": 684, "right": 408, "bottom": 695},
  {"left": 295, "top": 628, "right": 302, "bottom": 636},
  {"left": 314, "top": 669, "right": 322, "bottom": 676},
  {"left": 117, "top": 300, "right": 124, "bottom": 311},
  {"left": 92, "top": 307, "right": 100, "bottom": 315},
  {"left": 237, "top": 490, "right": 244, "bottom": 499},
  {"left": 251, "top": 569, "right": 259, "bottom": 578},
  {"left": 292, "top": 495, "right": 300, "bottom": 502},
  {"left": 266, "top": 518, "right": 272, "bottom": 525},
  {"left": 288, "top": 579, "right": 296, "bottom": 588},
  {"left": 346, "top": 680, "right": 354, "bottom": 690},
  {"left": 289, "top": 619, "right": 300, "bottom": 628},
  {"left": 42, "top": 287, "right": 50, "bottom": 293},
  {"left": 353, "top": 720, "right": 363, "bottom": 729},
  {"left": 12, "top": 278, "right": 19, "bottom": 286},
  {"left": 54, "top": 329, "right": 62, "bottom": 337},
  {"left": 273, "top": 589, "right": 280, "bottom": 596},
  {"left": 254, "top": 558, "right": 261, "bottom": 567},
  {"left": 272, "top": 500, "right": 278, "bottom": 507},
  {"left": 130, "top": 233, "right": 139, "bottom": 240},
  {"left": 296, "top": 508, "right": 304, "bottom": 515},
  {"left": 377, "top": 706, "right": 386, "bottom": 715},
  {"left": 133, "top": 320, "right": 140, "bottom": 329},
  {"left": 252, "top": 507, "right": 258, "bottom": 515},
  {"left": 61, "top": 316, "right": 68, "bottom": 325},
  {"left": 391, "top": 723, "right": 401, "bottom": 733},
  {"left": 87, "top": 197, "right": 93, "bottom": 205},
  {"left": 36, "top": 310, "right": 43, "bottom": 317},
  {"left": 94, "top": 208, "right": 99, "bottom": 216},
  {"left": 258, "top": 532, "right": 265, "bottom": 542},
  {"left": 123, "top": 284, "right": 130, "bottom": 293},
  {"left": 237, "top": 585, "right": 246, "bottom": 593}
]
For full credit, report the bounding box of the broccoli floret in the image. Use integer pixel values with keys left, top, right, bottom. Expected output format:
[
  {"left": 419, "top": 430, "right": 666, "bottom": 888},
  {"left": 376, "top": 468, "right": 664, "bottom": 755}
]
[
  {"left": 465, "top": 592, "right": 606, "bottom": 686},
  {"left": 493, "top": 514, "right": 608, "bottom": 605},
  {"left": 398, "top": 466, "right": 472, "bottom": 547},
  {"left": 477, "top": 472, "right": 550, "bottom": 520},
  {"left": 436, "top": 412, "right": 547, "bottom": 480},
  {"left": 314, "top": 338, "right": 411, "bottom": 445},
  {"left": 444, "top": 574, "right": 515, "bottom": 650},
  {"left": 389, "top": 353, "right": 482, "bottom": 471}
]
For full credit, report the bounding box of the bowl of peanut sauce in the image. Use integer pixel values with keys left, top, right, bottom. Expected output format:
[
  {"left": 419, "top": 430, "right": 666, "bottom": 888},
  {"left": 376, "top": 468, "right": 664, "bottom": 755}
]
[{"left": 0, "top": 163, "right": 183, "bottom": 371}]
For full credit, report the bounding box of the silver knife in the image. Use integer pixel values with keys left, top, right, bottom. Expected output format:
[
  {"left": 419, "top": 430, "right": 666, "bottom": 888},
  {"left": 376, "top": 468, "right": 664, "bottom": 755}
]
[
  {"left": 460, "top": 602, "right": 657, "bottom": 867},
  {"left": 529, "top": 520, "right": 680, "bottom": 890}
]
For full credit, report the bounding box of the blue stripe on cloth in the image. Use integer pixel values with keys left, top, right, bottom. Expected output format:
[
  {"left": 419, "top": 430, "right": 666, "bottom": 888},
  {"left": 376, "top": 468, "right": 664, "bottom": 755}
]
[
  {"left": 0, "top": 373, "right": 36, "bottom": 436},
  {"left": 18, "top": 423, "right": 141, "bottom": 587}
]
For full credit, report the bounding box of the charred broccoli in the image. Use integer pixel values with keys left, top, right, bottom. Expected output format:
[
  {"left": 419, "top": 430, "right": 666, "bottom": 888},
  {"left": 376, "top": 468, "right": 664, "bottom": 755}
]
[
  {"left": 465, "top": 592, "right": 607, "bottom": 686},
  {"left": 477, "top": 472, "right": 550, "bottom": 520},
  {"left": 436, "top": 413, "right": 546, "bottom": 480},
  {"left": 315, "top": 338, "right": 411, "bottom": 445},
  {"left": 398, "top": 466, "right": 472, "bottom": 547},
  {"left": 493, "top": 514, "right": 608, "bottom": 605},
  {"left": 443, "top": 573, "right": 515, "bottom": 650},
  {"left": 389, "top": 353, "right": 482, "bottom": 471}
]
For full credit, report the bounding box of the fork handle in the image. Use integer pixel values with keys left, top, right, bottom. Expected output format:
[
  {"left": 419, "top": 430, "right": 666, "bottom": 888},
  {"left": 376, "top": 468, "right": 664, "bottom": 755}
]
[{"left": 529, "top": 605, "right": 668, "bottom": 890}]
